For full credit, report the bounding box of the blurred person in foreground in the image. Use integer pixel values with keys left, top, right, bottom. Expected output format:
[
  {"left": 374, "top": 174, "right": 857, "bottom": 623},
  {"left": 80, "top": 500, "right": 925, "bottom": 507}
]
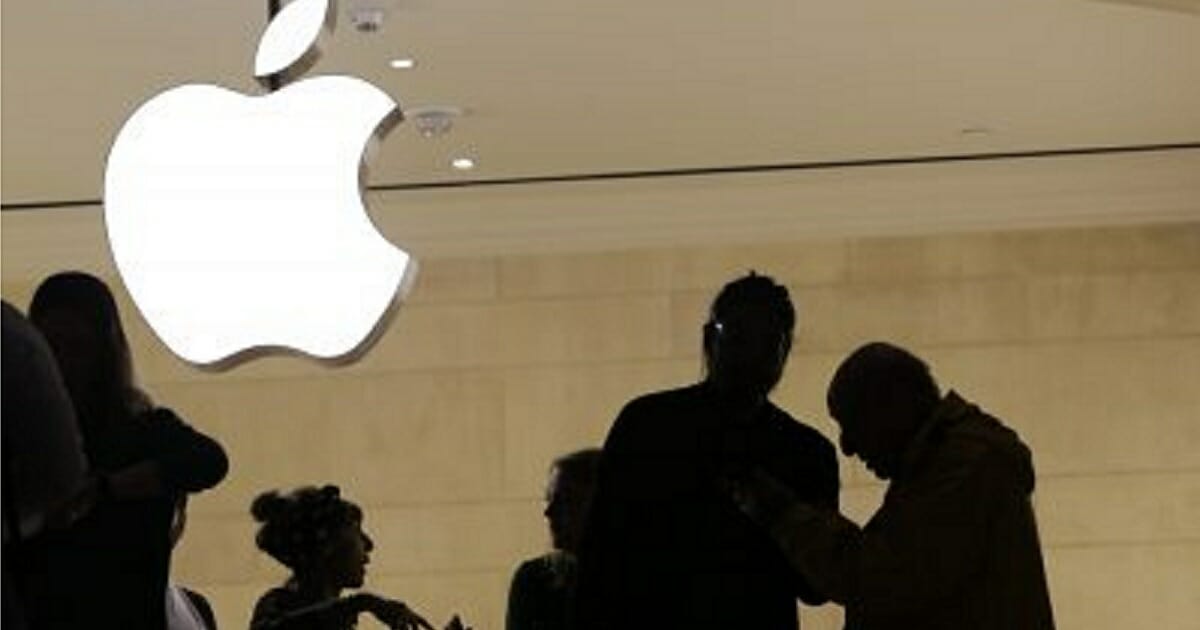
[
  {"left": 727, "top": 342, "right": 1055, "bottom": 630},
  {"left": 2, "top": 300, "right": 89, "bottom": 629},
  {"left": 507, "top": 448, "right": 601, "bottom": 630},
  {"left": 575, "top": 272, "right": 840, "bottom": 630}
]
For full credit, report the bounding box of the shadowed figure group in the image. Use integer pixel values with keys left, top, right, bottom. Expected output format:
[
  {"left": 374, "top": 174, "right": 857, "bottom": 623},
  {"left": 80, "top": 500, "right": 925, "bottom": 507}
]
[
  {"left": 2, "top": 272, "right": 474, "bottom": 630},
  {"left": 4, "top": 268, "right": 1054, "bottom": 630},
  {"left": 566, "top": 272, "right": 1055, "bottom": 630},
  {"left": 573, "top": 273, "right": 840, "bottom": 630}
]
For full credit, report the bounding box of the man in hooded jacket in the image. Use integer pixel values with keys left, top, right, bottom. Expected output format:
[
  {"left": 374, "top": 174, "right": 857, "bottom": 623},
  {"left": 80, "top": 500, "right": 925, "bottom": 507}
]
[{"left": 727, "top": 342, "right": 1055, "bottom": 630}]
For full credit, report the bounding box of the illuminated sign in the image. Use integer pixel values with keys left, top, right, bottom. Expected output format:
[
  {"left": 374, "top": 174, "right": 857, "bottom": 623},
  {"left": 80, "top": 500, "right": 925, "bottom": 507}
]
[{"left": 104, "top": 0, "right": 414, "bottom": 367}]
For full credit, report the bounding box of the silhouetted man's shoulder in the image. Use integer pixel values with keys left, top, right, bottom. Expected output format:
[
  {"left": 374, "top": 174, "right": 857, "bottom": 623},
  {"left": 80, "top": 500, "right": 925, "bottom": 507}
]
[
  {"left": 754, "top": 404, "right": 840, "bottom": 510},
  {"left": 622, "top": 382, "right": 707, "bottom": 411},
  {"left": 765, "top": 406, "right": 837, "bottom": 456},
  {"left": 607, "top": 384, "right": 706, "bottom": 437}
]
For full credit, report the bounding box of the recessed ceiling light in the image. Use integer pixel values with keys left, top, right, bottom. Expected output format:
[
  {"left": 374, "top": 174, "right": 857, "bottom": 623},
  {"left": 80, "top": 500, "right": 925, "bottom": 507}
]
[
  {"left": 389, "top": 58, "right": 416, "bottom": 69},
  {"left": 451, "top": 157, "right": 476, "bottom": 171}
]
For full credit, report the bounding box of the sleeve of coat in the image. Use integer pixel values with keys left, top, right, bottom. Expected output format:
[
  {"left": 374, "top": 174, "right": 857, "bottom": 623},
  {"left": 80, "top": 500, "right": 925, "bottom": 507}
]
[
  {"left": 787, "top": 432, "right": 840, "bottom": 605},
  {"left": 145, "top": 408, "right": 229, "bottom": 494},
  {"left": 768, "top": 446, "right": 1009, "bottom": 618}
]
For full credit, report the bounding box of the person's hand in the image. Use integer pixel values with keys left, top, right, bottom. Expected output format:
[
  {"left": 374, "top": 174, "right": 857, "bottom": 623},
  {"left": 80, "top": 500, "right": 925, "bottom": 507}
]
[
  {"left": 354, "top": 593, "right": 434, "bottom": 630},
  {"left": 722, "top": 466, "right": 798, "bottom": 526}
]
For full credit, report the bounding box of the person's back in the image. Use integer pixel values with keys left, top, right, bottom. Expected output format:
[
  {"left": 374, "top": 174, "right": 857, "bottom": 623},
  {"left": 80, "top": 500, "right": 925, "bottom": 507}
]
[
  {"left": 847, "top": 393, "right": 1053, "bottom": 630},
  {"left": 585, "top": 384, "right": 836, "bottom": 629},
  {"left": 575, "top": 273, "right": 839, "bottom": 630},
  {"left": 507, "top": 551, "right": 577, "bottom": 630}
]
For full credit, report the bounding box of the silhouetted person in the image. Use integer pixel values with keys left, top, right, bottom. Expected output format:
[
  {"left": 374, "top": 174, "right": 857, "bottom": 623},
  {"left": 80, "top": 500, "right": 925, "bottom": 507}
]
[
  {"left": 250, "top": 485, "right": 469, "bottom": 630},
  {"left": 166, "top": 497, "right": 217, "bottom": 630},
  {"left": 727, "top": 342, "right": 1056, "bottom": 630},
  {"left": 2, "top": 301, "right": 90, "bottom": 630},
  {"left": 507, "top": 449, "right": 601, "bottom": 630},
  {"left": 575, "top": 272, "right": 840, "bottom": 630},
  {"left": 28, "top": 271, "right": 229, "bottom": 630}
]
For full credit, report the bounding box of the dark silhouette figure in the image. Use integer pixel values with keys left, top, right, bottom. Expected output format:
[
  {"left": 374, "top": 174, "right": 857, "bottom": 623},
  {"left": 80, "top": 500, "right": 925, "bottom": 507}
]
[
  {"left": 27, "top": 271, "right": 229, "bottom": 630},
  {"left": 575, "top": 272, "right": 840, "bottom": 630},
  {"left": 2, "top": 300, "right": 90, "bottom": 630},
  {"left": 166, "top": 497, "right": 218, "bottom": 630},
  {"left": 250, "top": 485, "right": 469, "bottom": 630},
  {"left": 727, "top": 342, "right": 1056, "bottom": 630},
  {"left": 506, "top": 449, "right": 601, "bottom": 630}
]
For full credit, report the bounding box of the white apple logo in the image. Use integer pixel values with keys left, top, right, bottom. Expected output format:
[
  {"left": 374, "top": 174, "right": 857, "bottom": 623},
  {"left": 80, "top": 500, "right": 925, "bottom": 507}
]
[{"left": 104, "top": 0, "right": 415, "bottom": 368}]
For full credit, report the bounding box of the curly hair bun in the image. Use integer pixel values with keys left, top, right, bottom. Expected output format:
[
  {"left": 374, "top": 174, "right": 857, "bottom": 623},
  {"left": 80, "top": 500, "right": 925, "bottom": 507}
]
[{"left": 251, "top": 490, "right": 288, "bottom": 523}]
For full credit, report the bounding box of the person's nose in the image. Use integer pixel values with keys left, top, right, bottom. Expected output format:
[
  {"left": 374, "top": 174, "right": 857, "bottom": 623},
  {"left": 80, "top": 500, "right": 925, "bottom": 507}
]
[{"left": 362, "top": 532, "right": 374, "bottom": 553}]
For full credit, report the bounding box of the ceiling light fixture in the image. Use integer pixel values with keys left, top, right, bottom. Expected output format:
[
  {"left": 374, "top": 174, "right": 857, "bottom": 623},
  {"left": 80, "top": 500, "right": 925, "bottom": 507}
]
[
  {"left": 406, "top": 105, "right": 462, "bottom": 138},
  {"left": 348, "top": 7, "right": 386, "bottom": 32},
  {"left": 451, "top": 157, "right": 476, "bottom": 171},
  {"left": 389, "top": 58, "right": 416, "bottom": 69}
]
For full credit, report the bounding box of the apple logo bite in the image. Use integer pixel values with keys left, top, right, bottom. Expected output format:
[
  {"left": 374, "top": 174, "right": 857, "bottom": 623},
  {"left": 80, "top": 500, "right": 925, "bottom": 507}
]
[{"left": 104, "top": 0, "right": 415, "bottom": 368}]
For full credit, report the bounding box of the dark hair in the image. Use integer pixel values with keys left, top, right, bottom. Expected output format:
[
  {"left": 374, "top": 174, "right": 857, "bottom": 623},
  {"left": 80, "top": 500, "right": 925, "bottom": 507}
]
[
  {"left": 702, "top": 271, "right": 795, "bottom": 369},
  {"left": 827, "top": 342, "right": 941, "bottom": 422},
  {"left": 708, "top": 271, "right": 795, "bottom": 332},
  {"left": 28, "top": 271, "right": 142, "bottom": 422},
  {"left": 552, "top": 448, "right": 602, "bottom": 489},
  {"left": 251, "top": 485, "right": 363, "bottom": 571}
]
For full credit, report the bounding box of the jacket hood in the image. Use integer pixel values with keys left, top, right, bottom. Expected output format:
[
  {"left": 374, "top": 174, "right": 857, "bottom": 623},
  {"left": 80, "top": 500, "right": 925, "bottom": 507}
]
[{"left": 931, "top": 391, "right": 1037, "bottom": 495}]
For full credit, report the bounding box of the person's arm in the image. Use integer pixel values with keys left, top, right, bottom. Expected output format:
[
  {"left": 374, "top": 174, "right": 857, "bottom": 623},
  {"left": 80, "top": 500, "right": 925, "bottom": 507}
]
[
  {"left": 145, "top": 408, "right": 228, "bottom": 493},
  {"left": 69, "top": 410, "right": 228, "bottom": 511},
  {"left": 786, "top": 434, "right": 840, "bottom": 605},
  {"left": 250, "top": 590, "right": 360, "bottom": 630},
  {"left": 731, "top": 449, "right": 1006, "bottom": 618},
  {"left": 252, "top": 592, "right": 432, "bottom": 630}
]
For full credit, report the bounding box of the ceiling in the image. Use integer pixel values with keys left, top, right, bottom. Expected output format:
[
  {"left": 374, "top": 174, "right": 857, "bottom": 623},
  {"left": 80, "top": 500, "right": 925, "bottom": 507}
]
[{"left": 3, "top": 0, "right": 1199, "bottom": 204}]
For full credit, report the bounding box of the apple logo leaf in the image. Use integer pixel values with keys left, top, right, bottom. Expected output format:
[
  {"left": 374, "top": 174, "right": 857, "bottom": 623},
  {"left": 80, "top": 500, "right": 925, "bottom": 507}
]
[{"left": 255, "top": 0, "right": 333, "bottom": 87}]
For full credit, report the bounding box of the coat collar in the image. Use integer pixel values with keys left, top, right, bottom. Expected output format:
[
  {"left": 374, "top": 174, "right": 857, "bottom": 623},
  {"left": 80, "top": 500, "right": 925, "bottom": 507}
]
[{"left": 896, "top": 390, "right": 972, "bottom": 479}]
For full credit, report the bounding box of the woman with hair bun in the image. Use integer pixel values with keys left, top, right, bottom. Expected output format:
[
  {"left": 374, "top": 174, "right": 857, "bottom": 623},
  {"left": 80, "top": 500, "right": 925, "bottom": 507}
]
[{"left": 249, "top": 485, "right": 468, "bottom": 630}]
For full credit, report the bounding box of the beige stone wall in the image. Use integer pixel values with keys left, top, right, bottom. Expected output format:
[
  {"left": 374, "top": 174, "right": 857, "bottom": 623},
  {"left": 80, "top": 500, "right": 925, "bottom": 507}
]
[{"left": 3, "top": 222, "right": 1198, "bottom": 629}]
